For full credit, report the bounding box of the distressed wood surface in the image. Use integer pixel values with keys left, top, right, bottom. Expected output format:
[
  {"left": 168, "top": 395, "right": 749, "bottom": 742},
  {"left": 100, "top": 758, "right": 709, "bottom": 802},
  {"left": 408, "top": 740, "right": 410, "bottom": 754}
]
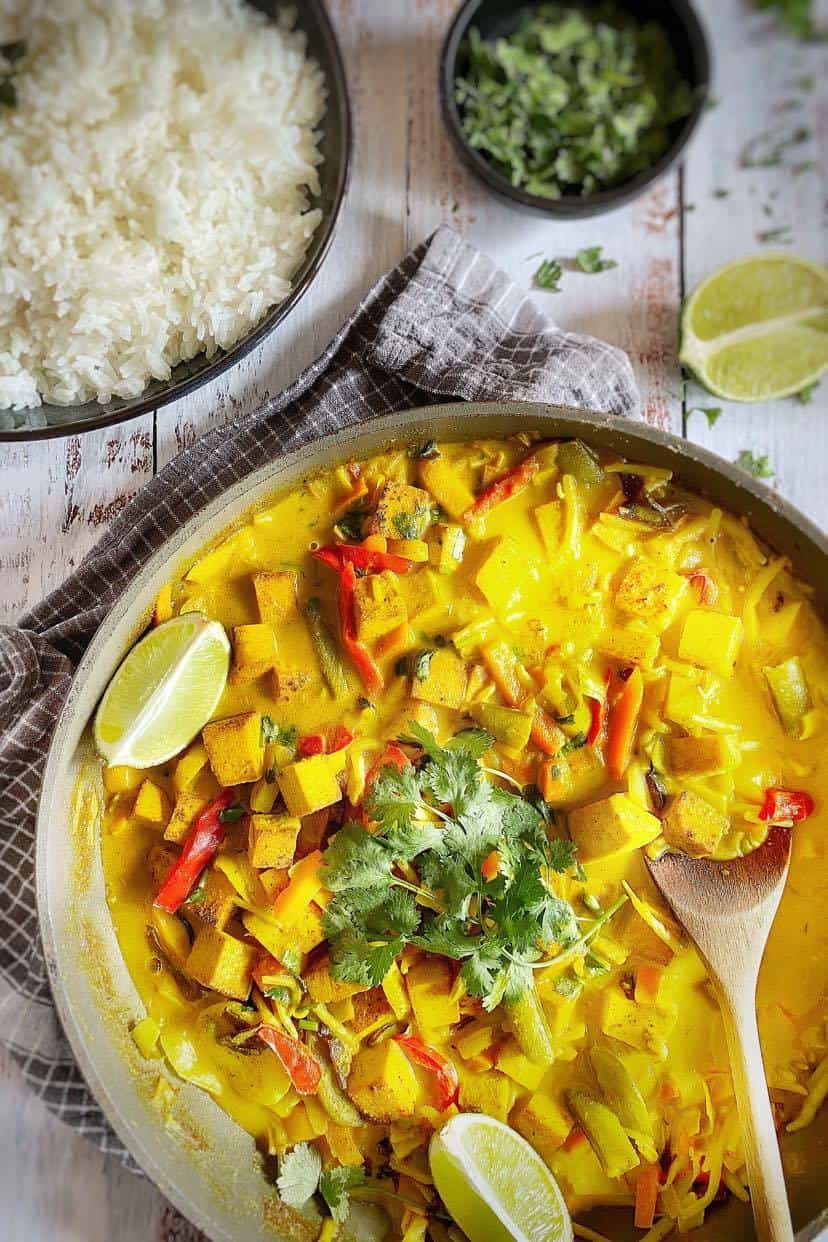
[{"left": 0, "top": 1, "right": 825, "bottom": 1238}]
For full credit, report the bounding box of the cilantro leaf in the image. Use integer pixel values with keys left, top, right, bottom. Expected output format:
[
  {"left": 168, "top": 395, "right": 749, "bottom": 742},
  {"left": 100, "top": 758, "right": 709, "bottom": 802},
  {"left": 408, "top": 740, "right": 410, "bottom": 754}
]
[
  {"left": 689, "top": 405, "right": 723, "bottom": 428},
  {"left": 277, "top": 1143, "right": 321, "bottom": 1209},
  {"left": 534, "top": 258, "right": 563, "bottom": 291},
  {"left": 319, "top": 821, "right": 394, "bottom": 891},
  {"left": 364, "top": 765, "right": 423, "bottom": 832},
  {"left": 260, "top": 716, "right": 298, "bottom": 750},
  {"left": 735, "top": 450, "right": 774, "bottom": 479},
  {"left": 330, "top": 933, "right": 403, "bottom": 987},
  {"left": 576, "top": 246, "right": 618, "bottom": 274},
  {"left": 797, "top": 381, "right": 819, "bottom": 404},
  {"left": 447, "top": 727, "right": 494, "bottom": 758},
  {"left": 319, "top": 1165, "right": 366, "bottom": 1222},
  {"left": 546, "top": 837, "right": 579, "bottom": 874}
]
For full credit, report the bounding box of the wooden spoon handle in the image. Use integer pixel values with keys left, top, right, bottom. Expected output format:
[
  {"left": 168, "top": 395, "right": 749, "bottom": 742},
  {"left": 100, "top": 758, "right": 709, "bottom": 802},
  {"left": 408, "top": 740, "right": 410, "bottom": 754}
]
[{"left": 719, "top": 987, "right": 793, "bottom": 1242}]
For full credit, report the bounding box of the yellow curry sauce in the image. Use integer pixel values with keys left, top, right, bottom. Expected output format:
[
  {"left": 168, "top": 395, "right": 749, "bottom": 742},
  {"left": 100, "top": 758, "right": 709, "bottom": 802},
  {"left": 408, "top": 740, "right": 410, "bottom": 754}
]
[{"left": 101, "top": 437, "right": 828, "bottom": 1238}]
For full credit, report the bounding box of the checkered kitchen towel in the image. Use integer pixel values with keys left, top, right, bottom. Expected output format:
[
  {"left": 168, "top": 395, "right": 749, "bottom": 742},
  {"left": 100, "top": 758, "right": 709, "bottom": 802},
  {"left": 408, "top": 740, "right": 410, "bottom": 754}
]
[{"left": 0, "top": 225, "right": 638, "bottom": 1167}]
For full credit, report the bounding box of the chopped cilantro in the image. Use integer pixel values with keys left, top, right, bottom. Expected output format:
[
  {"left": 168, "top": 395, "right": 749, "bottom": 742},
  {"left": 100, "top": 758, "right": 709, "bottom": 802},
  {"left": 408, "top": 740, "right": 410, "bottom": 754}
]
[
  {"left": 713, "top": 187, "right": 730, "bottom": 198},
  {"left": 276, "top": 1143, "right": 321, "bottom": 1209},
  {"left": 260, "top": 716, "right": 297, "bottom": 749},
  {"left": 534, "top": 259, "right": 563, "bottom": 291},
  {"left": 408, "top": 439, "right": 440, "bottom": 460},
  {"left": 736, "top": 450, "right": 774, "bottom": 479},
  {"left": 334, "top": 506, "right": 368, "bottom": 542},
  {"left": 757, "top": 226, "right": 793, "bottom": 244},
  {"left": 689, "top": 405, "right": 723, "bottom": 428},
  {"left": 218, "top": 805, "right": 245, "bottom": 823},
  {"left": 797, "top": 381, "right": 819, "bottom": 404},
  {"left": 319, "top": 1165, "right": 367, "bottom": 1222},
  {"left": 740, "top": 126, "right": 810, "bottom": 168},
  {"left": 576, "top": 246, "right": 618, "bottom": 275}
]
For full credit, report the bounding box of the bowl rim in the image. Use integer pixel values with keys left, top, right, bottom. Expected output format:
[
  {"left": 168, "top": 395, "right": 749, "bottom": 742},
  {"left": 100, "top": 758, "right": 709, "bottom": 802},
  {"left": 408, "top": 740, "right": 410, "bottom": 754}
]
[
  {"left": 0, "top": 0, "right": 353, "bottom": 444},
  {"left": 439, "top": 0, "right": 712, "bottom": 218},
  {"left": 36, "top": 401, "right": 828, "bottom": 1240}
]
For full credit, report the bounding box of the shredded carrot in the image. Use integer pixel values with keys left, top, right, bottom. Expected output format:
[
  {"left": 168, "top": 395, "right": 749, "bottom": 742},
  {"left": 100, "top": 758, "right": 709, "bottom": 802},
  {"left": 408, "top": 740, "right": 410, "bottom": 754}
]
[
  {"left": 538, "top": 758, "right": 568, "bottom": 803},
  {"left": 635, "top": 963, "right": 663, "bottom": 1006},
  {"left": 530, "top": 705, "right": 566, "bottom": 756},
  {"left": 463, "top": 452, "right": 539, "bottom": 523},
  {"left": 635, "top": 1164, "right": 661, "bottom": 1229},
  {"left": 606, "top": 667, "right": 644, "bottom": 780}
]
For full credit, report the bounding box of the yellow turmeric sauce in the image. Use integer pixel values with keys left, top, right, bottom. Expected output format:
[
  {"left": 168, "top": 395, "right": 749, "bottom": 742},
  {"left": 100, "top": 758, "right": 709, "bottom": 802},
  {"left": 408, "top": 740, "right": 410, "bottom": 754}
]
[{"left": 101, "top": 437, "right": 828, "bottom": 1238}]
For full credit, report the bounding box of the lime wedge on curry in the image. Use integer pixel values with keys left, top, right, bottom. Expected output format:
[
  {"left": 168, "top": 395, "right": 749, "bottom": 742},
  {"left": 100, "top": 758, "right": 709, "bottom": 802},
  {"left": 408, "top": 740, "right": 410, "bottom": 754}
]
[
  {"left": 680, "top": 253, "right": 828, "bottom": 401},
  {"left": 94, "top": 614, "right": 229, "bottom": 768},
  {"left": 429, "top": 1114, "right": 573, "bottom": 1242}
]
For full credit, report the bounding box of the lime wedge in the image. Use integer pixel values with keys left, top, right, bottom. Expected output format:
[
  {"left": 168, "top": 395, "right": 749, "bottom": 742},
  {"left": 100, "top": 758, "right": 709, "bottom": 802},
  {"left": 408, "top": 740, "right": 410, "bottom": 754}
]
[
  {"left": 429, "top": 1114, "right": 573, "bottom": 1242},
  {"left": 94, "top": 614, "right": 230, "bottom": 768},
  {"left": 680, "top": 253, "right": 828, "bottom": 401}
]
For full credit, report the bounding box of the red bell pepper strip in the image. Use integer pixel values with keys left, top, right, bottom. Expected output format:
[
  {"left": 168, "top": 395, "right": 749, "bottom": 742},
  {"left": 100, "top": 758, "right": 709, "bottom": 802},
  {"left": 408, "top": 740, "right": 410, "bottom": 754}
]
[
  {"left": 337, "top": 562, "right": 384, "bottom": 694},
  {"left": 298, "top": 733, "right": 325, "bottom": 758},
  {"left": 298, "top": 726, "right": 354, "bottom": 758},
  {"left": 463, "top": 453, "right": 540, "bottom": 524},
  {"left": 606, "top": 667, "right": 644, "bottom": 780},
  {"left": 313, "top": 544, "right": 413, "bottom": 575},
  {"left": 586, "top": 670, "right": 613, "bottom": 747},
  {"left": 154, "top": 790, "right": 236, "bottom": 914},
  {"left": 758, "top": 787, "right": 814, "bottom": 823},
  {"left": 685, "top": 570, "right": 719, "bottom": 606},
  {"left": 394, "top": 1035, "right": 459, "bottom": 1110},
  {"left": 258, "top": 1025, "right": 321, "bottom": 1094},
  {"left": 327, "top": 724, "right": 354, "bottom": 753}
]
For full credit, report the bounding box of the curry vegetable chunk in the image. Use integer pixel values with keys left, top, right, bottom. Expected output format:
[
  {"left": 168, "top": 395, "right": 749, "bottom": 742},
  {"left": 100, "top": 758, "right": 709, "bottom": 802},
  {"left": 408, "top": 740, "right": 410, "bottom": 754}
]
[{"left": 100, "top": 436, "right": 827, "bottom": 1239}]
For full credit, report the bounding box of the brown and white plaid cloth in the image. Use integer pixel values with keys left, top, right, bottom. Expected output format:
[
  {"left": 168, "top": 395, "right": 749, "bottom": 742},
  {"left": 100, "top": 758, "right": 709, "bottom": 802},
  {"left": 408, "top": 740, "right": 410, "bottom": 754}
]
[{"left": 0, "top": 225, "right": 638, "bottom": 1167}]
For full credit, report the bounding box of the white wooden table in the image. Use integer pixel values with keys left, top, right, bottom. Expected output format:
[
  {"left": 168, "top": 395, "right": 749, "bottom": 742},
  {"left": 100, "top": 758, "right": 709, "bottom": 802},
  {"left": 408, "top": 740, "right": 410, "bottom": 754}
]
[{"left": 0, "top": 1, "right": 825, "bottom": 1237}]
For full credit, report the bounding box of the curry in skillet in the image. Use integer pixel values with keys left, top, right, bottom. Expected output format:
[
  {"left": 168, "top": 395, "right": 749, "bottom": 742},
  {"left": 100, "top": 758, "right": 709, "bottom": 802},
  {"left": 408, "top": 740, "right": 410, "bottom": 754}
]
[{"left": 100, "top": 437, "right": 828, "bottom": 1238}]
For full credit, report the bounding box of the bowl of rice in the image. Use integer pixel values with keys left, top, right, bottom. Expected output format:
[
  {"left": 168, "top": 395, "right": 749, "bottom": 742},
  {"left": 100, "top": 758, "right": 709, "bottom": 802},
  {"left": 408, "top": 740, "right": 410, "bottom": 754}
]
[{"left": 0, "top": 0, "right": 351, "bottom": 440}]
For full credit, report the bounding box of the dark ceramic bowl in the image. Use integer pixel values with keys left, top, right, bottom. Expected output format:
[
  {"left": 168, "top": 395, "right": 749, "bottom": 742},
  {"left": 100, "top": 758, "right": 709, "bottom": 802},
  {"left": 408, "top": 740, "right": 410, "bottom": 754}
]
[
  {"left": 0, "top": 0, "right": 351, "bottom": 442},
  {"left": 440, "top": 0, "right": 710, "bottom": 219}
]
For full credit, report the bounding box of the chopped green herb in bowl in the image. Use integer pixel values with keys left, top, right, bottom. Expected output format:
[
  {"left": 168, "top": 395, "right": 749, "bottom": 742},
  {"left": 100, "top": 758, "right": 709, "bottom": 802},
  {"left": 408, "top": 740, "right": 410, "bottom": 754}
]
[{"left": 441, "top": 0, "right": 709, "bottom": 217}]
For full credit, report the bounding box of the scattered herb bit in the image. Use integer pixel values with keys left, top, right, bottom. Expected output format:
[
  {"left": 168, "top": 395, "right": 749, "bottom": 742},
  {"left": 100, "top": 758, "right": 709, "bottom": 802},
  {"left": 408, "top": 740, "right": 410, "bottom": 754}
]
[
  {"left": 792, "top": 73, "right": 815, "bottom": 92},
  {"left": 260, "top": 716, "right": 298, "bottom": 750},
  {"left": 334, "top": 507, "right": 369, "bottom": 542},
  {"left": 736, "top": 450, "right": 774, "bottom": 479},
  {"left": 321, "top": 724, "right": 584, "bottom": 1010},
  {"left": 797, "top": 381, "right": 819, "bottom": 404},
  {"left": 683, "top": 202, "right": 696, "bottom": 213},
  {"left": 740, "top": 126, "right": 810, "bottom": 168},
  {"left": 576, "top": 246, "right": 618, "bottom": 275},
  {"left": 319, "top": 1165, "right": 367, "bottom": 1222},
  {"left": 713, "top": 187, "right": 730, "bottom": 198},
  {"left": 560, "top": 731, "right": 588, "bottom": 755},
  {"left": 534, "top": 258, "right": 563, "bottom": 291},
  {"left": 188, "top": 875, "right": 207, "bottom": 905},
  {"left": 792, "top": 160, "right": 816, "bottom": 177},
  {"left": 757, "top": 226, "right": 793, "bottom": 244},
  {"left": 357, "top": 696, "right": 375, "bottom": 710},
  {"left": 454, "top": 5, "right": 694, "bottom": 200},
  {"left": 554, "top": 975, "right": 584, "bottom": 998},
  {"left": 754, "top": 0, "right": 817, "bottom": 39},
  {"left": 393, "top": 507, "right": 430, "bottom": 540},
  {"left": 689, "top": 405, "right": 723, "bottom": 428},
  {"left": 282, "top": 947, "right": 302, "bottom": 976},
  {"left": 265, "top": 985, "right": 291, "bottom": 1004},
  {"left": 277, "top": 1143, "right": 322, "bottom": 1209},
  {"left": 219, "top": 805, "right": 246, "bottom": 824},
  {"left": 408, "top": 439, "right": 440, "bottom": 460},
  {"left": 413, "top": 650, "right": 435, "bottom": 681}
]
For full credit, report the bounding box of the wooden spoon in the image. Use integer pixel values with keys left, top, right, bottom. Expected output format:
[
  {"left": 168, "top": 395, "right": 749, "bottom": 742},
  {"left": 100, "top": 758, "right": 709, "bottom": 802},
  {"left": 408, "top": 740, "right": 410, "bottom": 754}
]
[{"left": 646, "top": 825, "right": 794, "bottom": 1242}]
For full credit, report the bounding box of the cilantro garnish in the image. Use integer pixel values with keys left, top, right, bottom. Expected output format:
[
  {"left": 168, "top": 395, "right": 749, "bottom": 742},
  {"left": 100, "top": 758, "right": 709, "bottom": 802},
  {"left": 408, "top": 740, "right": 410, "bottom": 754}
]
[
  {"left": 754, "top": 0, "right": 817, "bottom": 39},
  {"left": 736, "top": 450, "right": 774, "bottom": 479},
  {"left": 534, "top": 259, "right": 563, "bottom": 291},
  {"left": 408, "top": 439, "right": 440, "bottom": 460},
  {"left": 320, "top": 724, "right": 584, "bottom": 1010},
  {"left": 796, "top": 381, "right": 819, "bottom": 404},
  {"left": 454, "top": 6, "right": 693, "bottom": 200},
  {"left": 276, "top": 1143, "right": 322, "bottom": 1209},
  {"left": 319, "top": 1165, "right": 367, "bottom": 1222},
  {"left": 260, "top": 717, "right": 297, "bottom": 750},
  {"left": 576, "top": 246, "right": 617, "bottom": 275},
  {"left": 689, "top": 405, "right": 723, "bottom": 428}
]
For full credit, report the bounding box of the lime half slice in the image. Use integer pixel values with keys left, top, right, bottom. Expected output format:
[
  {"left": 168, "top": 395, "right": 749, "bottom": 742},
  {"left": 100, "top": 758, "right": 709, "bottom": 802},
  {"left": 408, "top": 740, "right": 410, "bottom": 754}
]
[
  {"left": 429, "top": 1113, "right": 573, "bottom": 1242},
  {"left": 94, "top": 614, "right": 230, "bottom": 768},
  {"left": 680, "top": 253, "right": 828, "bottom": 401}
]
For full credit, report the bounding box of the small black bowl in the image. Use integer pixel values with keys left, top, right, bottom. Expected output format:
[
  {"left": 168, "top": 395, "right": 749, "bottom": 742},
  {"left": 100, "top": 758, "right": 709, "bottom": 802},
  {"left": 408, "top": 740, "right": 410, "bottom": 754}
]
[{"left": 440, "top": 0, "right": 711, "bottom": 219}]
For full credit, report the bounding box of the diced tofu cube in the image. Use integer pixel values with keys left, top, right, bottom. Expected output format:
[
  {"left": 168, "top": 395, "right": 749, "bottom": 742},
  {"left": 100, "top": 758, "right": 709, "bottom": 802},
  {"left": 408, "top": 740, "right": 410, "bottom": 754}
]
[
  {"left": 389, "top": 700, "right": 439, "bottom": 743},
  {"left": 304, "top": 955, "right": 369, "bottom": 1005},
  {"left": 230, "top": 624, "right": 277, "bottom": 684},
  {"left": 457, "top": 1066, "right": 514, "bottom": 1123},
  {"left": 663, "top": 735, "right": 731, "bottom": 777},
  {"left": 351, "top": 987, "right": 395, "bottom": 1036},
  {"left": 495, "top": 1039, "right": 548, "bottom": 1092},
  {"left": 597, "top": 626, "right": 661, "bottom": 667},
  {"left": 511, "top": 1091, "right": 573, "bottom": 1164},
  {"left": 615, "top": 558, "right": 687, "bottom": 623},
  {"left": 567, "top": 794, "right": 661, "bottom": 863},
  {"left": 535, "top": 500, "right": 564, "bottom": 557},
  {"left": 258, "top": 867, "right": 290, "bottom": 900},
  {"left": 418, "top": 457, "right": 476, "bottom": 521},
  {"left": 164, "top": 790, "right": 209, "bottom": 844},
  {"left": 278, "top": 753, "right": 343, "bottom": 818},
  {"left": 410, "top": 647, "right": 468, "bottom": 711},
  {"left": 661, "top": 790, "right": 728, "bottom": 857},
  {"left": 147, "top": 844, "right": 177, "bottom": 888},
  {"left": 381, "top": 963, "right": 412, "bottom": 1021},
  {"left": 347, "top": 1039, "right": 421, "bottom": 1122},
  {"left": 406, "top": 958, "right": 460, "bottom": 1033},
  {"left": 427, "top": 524, "right": 466, "bottom": 574},
  {"left": 663, "top": 672, "right": 705, "bottom": 726},
  {"left": 253, "top": 570, "right": 298, "bottom": 624},
  {"left": 202, "top": 711, "right": 264, "bottom": 786},
  {"left": 272, "top": 666, "right": 324, "bottom": 704},
  {"left": 571, "top": 794, "right": 660, "bottom": 864},
  {"left": 475, "top": 536, "right": 535, "bottom": 614},
  {"left": 248, "top": 813, "right": 300, "bottom": 869},
  {"left": 678, "top": 610, "right": 743, "bottom": 677},
  {"left": 388, "top": 538, "right": 430, "bottom": 563},
  {"left": 242, "top": 904, "right": 326, "bottom": 959},
  {"left": 600, "top": 989, "right": 677, "bottom": 1060},
  {"left": 371, "top": 481, "right": 433, "bottom": 540},
  {"left": 133, "top": 780, "right": 171, "bottom": 826},
  {"left": 375, "top": 622, "right": 415, "bottom": 662},
  {"left": 173, "top": 741, "right": 209, "bottom": 793},
  {"left": 398, "top": 570, "right": 447, "bottom": 632},
  {"left": 184, "top": 868, "right": 237, "bottom": 931},
  {"left": 185, "top": 926, "right": 257, "bottom": 1000},
  {"left": 353, "top": 571, "right": 408, "bottom": 643}
]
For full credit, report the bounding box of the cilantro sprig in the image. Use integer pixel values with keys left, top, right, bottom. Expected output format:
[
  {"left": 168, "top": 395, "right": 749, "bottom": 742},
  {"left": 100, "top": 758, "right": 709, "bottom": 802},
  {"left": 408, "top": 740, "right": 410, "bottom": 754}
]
[
  {"left": 277, "top": 1143, "right": 366, "bottom": 1222},
  {"left": 320, "top": 725, "right": 584, "bottom": 1010}
]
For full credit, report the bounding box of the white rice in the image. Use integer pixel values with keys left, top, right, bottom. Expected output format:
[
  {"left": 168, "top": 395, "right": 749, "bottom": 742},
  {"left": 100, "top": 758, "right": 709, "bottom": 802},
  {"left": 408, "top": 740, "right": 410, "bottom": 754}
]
[{"left": 0, "top": 0, "right": 326, "bottom": 408}]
